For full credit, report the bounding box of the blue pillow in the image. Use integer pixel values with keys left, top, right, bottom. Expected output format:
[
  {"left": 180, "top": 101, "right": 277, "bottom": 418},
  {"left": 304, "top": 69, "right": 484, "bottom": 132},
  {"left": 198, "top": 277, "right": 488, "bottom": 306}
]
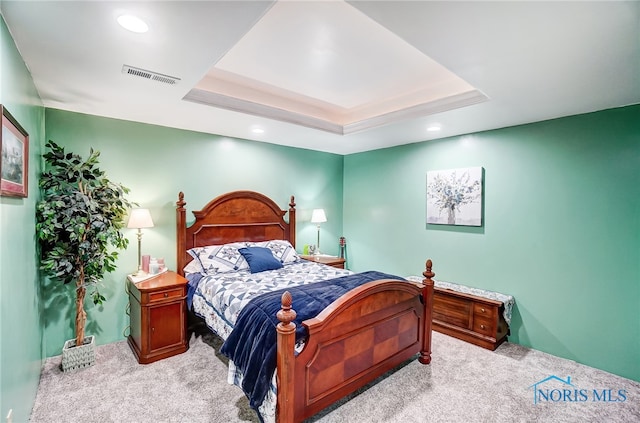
[{"left": 239, "top": 247, "right": 283, "bottom": 273}]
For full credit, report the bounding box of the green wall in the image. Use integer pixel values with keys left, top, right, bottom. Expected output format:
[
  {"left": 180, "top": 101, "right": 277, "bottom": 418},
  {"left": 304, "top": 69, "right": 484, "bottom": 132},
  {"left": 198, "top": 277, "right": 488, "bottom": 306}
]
[
  {"left": 43, "top": 108, "right": 345, "bottom": 357},
  {"left": 343, "top": 105, "right": 640, "bottom": 382},
  {"left": 0, "top": 14, "right": 45, "bottom": 423},
  {"left": 1, "top": 8, "right": 638, "bottom": 422}
]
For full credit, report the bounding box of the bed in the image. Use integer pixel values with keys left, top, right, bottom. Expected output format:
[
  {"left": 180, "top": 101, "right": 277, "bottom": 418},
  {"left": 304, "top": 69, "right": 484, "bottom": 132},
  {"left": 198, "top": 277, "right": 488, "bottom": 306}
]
[{"left": 176, "top": 190, "right": 434, "bottom": 423}]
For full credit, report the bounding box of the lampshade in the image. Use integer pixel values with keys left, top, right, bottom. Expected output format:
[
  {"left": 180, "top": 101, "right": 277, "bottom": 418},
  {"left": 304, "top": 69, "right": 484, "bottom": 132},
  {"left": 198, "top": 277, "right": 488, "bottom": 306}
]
[
  {"left": 127, "top": 208, "right": 154, "bottom": 229},
  {"left": 311, "top": 209, "right": 327, "bottom": 224}
]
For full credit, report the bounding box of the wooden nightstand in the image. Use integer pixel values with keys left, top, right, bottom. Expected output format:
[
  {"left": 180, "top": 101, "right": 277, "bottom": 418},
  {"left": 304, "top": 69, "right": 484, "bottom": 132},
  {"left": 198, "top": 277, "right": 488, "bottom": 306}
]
[
  {"left": 300, "top": 255, "right": 346, "bottom": 269},
  {"left": 127, "top": 270, "right": 189, "bottom": 364}
]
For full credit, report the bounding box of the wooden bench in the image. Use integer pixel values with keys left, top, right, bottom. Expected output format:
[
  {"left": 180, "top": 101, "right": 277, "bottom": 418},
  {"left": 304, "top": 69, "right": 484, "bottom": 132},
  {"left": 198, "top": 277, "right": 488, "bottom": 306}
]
[{"left": 407, "top": 278, "right": 514, "bottom": 350}]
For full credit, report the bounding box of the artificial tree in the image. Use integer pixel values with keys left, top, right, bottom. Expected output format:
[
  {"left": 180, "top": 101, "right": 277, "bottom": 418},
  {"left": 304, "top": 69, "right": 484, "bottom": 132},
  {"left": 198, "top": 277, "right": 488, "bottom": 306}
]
[{"left": 36, "top": 140, "right": 132, "bottom": 349}]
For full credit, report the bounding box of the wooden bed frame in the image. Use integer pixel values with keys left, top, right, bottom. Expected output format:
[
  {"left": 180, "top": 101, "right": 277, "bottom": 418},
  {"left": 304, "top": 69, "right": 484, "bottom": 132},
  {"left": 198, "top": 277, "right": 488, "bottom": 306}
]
[{"left": 176, "top": 190, "right": 434, "bottom": 423}]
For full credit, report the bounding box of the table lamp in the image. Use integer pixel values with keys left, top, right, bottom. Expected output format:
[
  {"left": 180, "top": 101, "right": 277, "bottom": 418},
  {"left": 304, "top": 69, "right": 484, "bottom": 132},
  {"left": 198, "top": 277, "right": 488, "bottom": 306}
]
[
  {"left": 127, "top": 208, "right": 154, "bottom": 275},
  {"left": 311, "top": 208, "right": 327, "bottom": 255}
]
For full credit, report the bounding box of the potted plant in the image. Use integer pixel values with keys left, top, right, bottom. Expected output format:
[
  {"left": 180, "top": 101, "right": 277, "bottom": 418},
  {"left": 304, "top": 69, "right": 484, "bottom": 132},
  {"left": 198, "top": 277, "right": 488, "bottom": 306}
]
[{"left": 36, "top": 140, "right": 132, "bottom": 371}]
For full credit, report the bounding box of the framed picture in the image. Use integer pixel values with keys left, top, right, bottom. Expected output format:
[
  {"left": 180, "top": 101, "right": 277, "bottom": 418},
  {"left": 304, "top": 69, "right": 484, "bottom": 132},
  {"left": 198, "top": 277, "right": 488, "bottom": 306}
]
[
  {"left": 1, "top": 105, "right": 29, "bottom": 197},
  {"left": 427, "top": 167, "right": 483, "bottom": 226}
]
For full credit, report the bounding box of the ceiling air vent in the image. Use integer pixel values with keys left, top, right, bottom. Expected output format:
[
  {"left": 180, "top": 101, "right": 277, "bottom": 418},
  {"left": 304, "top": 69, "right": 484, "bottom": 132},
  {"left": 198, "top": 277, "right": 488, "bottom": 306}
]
[{"left": 122, "top": 65, "right": 180, "bottom": 85}]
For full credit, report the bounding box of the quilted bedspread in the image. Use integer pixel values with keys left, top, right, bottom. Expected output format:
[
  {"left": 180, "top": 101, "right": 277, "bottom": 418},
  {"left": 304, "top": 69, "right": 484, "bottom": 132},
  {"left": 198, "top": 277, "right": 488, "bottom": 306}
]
[{"left": 191, "top": 260, "right": 352, "bottom": 338}]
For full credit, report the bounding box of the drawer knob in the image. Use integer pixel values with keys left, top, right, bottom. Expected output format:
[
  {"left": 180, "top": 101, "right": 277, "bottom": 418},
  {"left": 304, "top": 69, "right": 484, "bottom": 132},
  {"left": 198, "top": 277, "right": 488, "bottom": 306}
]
[
  {"left": 164, "top": 293, "right": 168, "bottom": 298},
  {"left": 480, "top": 324, "right": 486, "bottom": 330},
  {"left": 480, "top": 308, "right": 486, "bottom": 313}
]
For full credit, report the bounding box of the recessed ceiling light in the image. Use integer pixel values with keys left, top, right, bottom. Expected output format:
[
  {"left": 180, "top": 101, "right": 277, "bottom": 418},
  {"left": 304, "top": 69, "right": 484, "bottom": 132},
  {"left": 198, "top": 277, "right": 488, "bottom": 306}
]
[
  {"left": 427, "top": 125, "right": 441, "bottom": 132},
  {"left": 117, "top": 15, "right": 149, "bottom": 33},
  {"left": 252, "top": 128, "right": 265, "bottom": 134}
]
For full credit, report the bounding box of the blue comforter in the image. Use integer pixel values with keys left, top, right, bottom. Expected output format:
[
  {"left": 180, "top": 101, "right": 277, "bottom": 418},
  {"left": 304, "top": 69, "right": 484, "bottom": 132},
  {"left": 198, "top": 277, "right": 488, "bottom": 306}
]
[{"left": 220, "top": 270, "right": 405, "bottom": 412}]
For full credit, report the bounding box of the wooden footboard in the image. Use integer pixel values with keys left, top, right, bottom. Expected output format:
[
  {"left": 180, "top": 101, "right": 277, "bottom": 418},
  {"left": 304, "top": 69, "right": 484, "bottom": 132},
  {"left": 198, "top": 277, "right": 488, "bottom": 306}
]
[{"left": 276, "top": 260, "right": 435, "bottom": 423}]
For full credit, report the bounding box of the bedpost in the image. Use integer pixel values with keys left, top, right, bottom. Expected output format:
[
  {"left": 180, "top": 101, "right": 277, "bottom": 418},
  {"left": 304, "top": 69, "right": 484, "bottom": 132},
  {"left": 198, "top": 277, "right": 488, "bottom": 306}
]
[
  {"left": 419, "top": 259, "right": 435, "bottom": 364},
  {"left": 176, "top": 192, "right": 187, "bottom": 276},
  {"left": 276, "top": 291, "right": 297, "bottom": 423},
  {"left": 288, "top": 195, "right": 296, "bottom": 248}
]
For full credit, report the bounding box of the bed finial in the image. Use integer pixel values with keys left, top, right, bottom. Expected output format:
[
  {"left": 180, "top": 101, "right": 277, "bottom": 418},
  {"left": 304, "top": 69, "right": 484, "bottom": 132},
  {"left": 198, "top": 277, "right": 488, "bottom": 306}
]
[
  {"left": 277, "top": 291, "right": 297, "bottom": 325},
  {"left": 289, "top": 195, "right": 295, "bottom": 210},
  {"left": 177, "top": 191, "right": 186, "bottom": 209},
  {"left": 423, "top": 259, "right": 435, "bottom": 281}
]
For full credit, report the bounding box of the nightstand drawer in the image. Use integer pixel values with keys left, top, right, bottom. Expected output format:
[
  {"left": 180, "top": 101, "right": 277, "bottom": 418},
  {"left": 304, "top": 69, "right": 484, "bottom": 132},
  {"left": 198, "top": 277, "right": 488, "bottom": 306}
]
[{"left": 149, "top": 287, "right": 184, "bottom": 302}]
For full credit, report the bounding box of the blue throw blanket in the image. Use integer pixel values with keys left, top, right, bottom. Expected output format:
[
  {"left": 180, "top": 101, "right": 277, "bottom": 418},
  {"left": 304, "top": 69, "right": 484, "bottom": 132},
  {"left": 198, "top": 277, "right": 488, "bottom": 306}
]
[{"left": 220, "top": 270, "right": 405, "bottom": 413}]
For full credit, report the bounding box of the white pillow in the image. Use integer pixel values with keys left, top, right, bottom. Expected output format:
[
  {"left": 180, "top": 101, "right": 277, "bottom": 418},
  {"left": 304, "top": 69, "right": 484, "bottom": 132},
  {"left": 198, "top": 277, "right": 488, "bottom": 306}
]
[
  {"left": 187, "top": 242, "right": 250, "bottom": 274},
  {"left": 183, "top": 259, "right": 204, "bottom": 275},
  {"left": 248, "top": 240, "right": 300, "bottom": 264}
]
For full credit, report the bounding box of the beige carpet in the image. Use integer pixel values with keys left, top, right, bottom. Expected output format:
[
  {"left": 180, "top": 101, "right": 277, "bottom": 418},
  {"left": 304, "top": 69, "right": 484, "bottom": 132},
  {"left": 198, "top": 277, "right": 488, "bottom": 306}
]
[{"left": 30, "top": 331, "right": 640, "bottom": 422}]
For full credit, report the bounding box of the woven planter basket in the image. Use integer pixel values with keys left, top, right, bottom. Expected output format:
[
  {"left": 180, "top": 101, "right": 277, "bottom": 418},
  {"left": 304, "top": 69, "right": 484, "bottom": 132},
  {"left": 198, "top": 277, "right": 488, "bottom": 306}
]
[{"left": 61, "top": 335, "right": 96, "bottom": 372}]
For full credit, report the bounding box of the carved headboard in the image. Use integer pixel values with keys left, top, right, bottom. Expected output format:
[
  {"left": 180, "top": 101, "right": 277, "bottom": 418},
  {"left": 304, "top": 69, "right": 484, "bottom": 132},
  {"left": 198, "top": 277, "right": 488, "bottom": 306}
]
[{"left": 175, "top": 191, "right": 296, "bottom": 276}]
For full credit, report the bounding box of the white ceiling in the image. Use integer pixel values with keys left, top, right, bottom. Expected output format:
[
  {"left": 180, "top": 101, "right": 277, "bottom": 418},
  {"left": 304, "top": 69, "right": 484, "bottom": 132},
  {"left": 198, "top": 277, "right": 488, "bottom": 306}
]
[{"left": 1, "top": 1, "right": 638, "bottom": 155}]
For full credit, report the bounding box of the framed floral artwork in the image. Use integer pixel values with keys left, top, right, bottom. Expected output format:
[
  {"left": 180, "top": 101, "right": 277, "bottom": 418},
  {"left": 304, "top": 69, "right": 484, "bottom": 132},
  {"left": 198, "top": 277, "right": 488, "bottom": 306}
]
[
  {"left": 427, "top": 167, "right": 483, "bottom": 226},
  {"left": 1, "top": 105, "right": 29, "bottom": 197}
]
